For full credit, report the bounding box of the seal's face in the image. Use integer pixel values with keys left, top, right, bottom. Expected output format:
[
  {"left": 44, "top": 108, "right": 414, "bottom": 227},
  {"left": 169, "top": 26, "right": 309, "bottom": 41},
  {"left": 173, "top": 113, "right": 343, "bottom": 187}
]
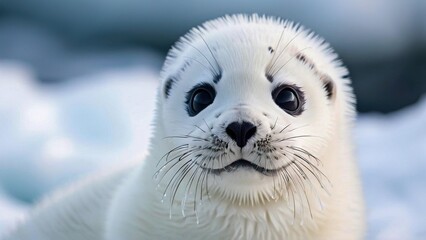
[{"left": 156, "top": 17, "right": 350, "bottom": 209}]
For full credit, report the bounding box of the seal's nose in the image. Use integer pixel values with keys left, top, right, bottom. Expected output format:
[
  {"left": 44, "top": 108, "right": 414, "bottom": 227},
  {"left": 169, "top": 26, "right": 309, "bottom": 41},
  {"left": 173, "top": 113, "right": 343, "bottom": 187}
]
[{"left": 226, "top": 121, "right": 257, "bottom": 148}]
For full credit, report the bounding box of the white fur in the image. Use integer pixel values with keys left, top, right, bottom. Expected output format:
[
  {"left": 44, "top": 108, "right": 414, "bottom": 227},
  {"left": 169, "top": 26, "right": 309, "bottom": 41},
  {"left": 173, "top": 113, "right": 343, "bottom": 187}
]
[{"left": 3, "top": 14, "right": 365, "bottom": 240}]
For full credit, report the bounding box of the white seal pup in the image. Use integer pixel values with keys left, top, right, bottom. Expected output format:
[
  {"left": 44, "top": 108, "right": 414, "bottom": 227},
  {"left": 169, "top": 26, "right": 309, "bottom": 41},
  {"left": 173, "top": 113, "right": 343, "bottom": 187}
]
[{"left": 3, "top": 14, "right": 365, "bottom": 240}]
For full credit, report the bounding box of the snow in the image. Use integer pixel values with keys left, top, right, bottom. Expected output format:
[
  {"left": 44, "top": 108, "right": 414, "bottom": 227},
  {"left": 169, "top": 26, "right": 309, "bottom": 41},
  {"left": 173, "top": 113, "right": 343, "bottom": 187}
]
[
  {"left": 0, "top": 187, "right": 28, "bottom": 237},
  {"left": 0, "top": 62, "right": 425, "bottom": 239},
  {"left": 356, "top": 99, "right": 426, "bottom": 239},
  {"left": 0, "top": 61, "right": 158, "bottom": 204}
]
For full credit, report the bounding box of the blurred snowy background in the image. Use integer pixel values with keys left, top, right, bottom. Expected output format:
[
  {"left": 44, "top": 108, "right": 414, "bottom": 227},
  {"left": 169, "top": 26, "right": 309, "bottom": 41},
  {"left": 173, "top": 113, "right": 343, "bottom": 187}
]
[{"left": 0, "top": 1, "right": 425, "bottom": 239}]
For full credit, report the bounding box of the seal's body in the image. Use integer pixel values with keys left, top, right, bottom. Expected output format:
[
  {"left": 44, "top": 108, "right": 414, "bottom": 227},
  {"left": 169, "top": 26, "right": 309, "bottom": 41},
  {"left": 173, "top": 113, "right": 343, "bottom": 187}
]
[{"left": 4, "top": 15, "right": 365, "bottom": 240}]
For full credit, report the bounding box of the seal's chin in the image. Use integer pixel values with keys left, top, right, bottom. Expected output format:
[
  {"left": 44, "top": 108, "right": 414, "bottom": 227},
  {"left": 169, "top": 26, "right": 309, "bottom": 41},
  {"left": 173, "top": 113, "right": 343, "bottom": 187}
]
[{"left": 206, "top": 159, "right": 286, "bottom": 176}]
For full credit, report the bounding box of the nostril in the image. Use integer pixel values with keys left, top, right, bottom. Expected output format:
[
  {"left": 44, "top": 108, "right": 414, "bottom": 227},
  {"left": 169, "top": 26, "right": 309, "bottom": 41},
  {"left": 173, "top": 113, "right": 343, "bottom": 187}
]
[
  {"left": 225, "top": 121, "right": 257, "bottom": 148},
  {"left": 245, "top": 124, "right": 257, "bottom": 140},
  {"left": 226, "top": 126, "right": 237, "bottom": 141}
]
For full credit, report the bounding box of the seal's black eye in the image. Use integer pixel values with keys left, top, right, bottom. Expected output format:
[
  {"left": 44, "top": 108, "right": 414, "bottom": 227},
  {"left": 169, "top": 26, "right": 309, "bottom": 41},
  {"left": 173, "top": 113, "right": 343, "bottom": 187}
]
[
  {"left": 272, "top": 85, "right": 304, "bottom": 115},
  {"left": 191, "top": 89, "right": 213, "bottom": 112},
  {"left": 275, "top": 88, "right": 298, "bottom": 111},
  {"left": 186, "top": 83, "right": 216, "bottom": 116}
]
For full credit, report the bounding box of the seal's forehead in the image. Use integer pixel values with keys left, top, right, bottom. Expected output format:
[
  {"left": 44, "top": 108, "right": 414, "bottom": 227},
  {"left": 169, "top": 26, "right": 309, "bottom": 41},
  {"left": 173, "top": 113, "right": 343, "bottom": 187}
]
[
  {"left": 179, "top": 19, "right": 294, "bottom": 65},
  {"left": 161, "top": 15, "right": 319, "bottom": 82},
  {"left": 198, "top": 21, "right": 285, "bottom": 46},
  {"left": 191, "top": 24, "right": 287, "bottom": 68}
]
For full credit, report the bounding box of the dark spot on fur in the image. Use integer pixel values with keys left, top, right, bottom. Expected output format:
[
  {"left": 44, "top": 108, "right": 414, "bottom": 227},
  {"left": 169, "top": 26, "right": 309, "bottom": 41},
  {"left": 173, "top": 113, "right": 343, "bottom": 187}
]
[
  {"left": 266, "top": 74, "right": 273, "bottom": 82},
  {"left": 268, "top": 46, "right": 274, "bottom": 53},
  {"left": 164, "top": 77, "right": 175, "bottom": 98},
  {"left": 324, "top": 80, "right": 334, "bottom": 99},
  {"left": 321, "top": 74, "right": 335, "bottom": 99},
  {"left": 295, "top": 53, "right": 315, "bottom": 70},
  {"left": 296, "top": 53, "right": 306, "bottom": 62},
  {"left": 342, "top": 73, "right": 350, "bottom": 79},
  {"left": 164, "top": 61, "right": 194, "bottom": 99},
  {"left": 180, "top": 61, "right": 191, "bottom": 73},
  {"left": 213, "top": 72, "right": 222, "bottom": 84}
]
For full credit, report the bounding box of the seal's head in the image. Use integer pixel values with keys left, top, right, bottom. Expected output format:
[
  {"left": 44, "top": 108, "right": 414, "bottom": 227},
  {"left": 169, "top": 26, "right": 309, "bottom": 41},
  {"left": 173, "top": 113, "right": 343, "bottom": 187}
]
[{"left": 154, "top": 15, "right": 355, "bottom": 218}]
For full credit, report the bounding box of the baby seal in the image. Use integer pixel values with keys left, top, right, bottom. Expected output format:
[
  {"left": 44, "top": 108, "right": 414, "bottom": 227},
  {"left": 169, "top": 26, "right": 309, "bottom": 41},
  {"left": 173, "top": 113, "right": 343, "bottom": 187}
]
[{"left": 3, "top": 14, "right": 365, "bottom": 240}]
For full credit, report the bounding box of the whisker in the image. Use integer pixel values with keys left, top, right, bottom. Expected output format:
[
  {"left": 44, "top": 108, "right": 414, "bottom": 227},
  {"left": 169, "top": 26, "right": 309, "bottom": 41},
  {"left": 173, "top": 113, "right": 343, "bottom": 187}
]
[
  {"left": 162, "top": 159, "right": 193, "bottom": 201},
  {"left": 181, "top": 156, "right": 204, "bottom": 216},
  {"left": 275, "top": 134, "right": 318, "bottom": 142},
  {"left": 294, "top": 160, "right": 325, "bottom": 212},
  {"left": 286, "top": 124, "right": 309, "bottom": 133},
  {"left": 271, "top": 47, "right": 312, "bottom": 77},
  {"left": 288, "top": 146, "right": 321, "bottom": 165},
  {"left": 291, "top": 153, "right": 331, "bottom": 193},
  {"left": 192, "top": 159, "right": 209, "bottom": 214},
  {"left": 194, "top": 159, "right": 207, "bottom": 204},
  {"left": 289, "top": 162, "right": 313, "bottom": 219},
  {"left": 169, "top": 158, "right": 198, "bottom": 205},
  {"left": 287, "top": 164, "right": 304, "bottom": 216},
  {"left": 293, "top": 154, "right": 322, "bottom": 180},
  {"left": 283, "top": 167, "right": 297, "bottom": 221},
  {"left": 193, "top": 124, "right": 207, "bottom": 133},
  {"left": 164, "top": 135, "right": 210, "bottom": 141},
  {"left": 156, "top": 148, "right": 198, "bottom": 183},
  {"left": 269, "top": 30, "right": 304, "bottom": 76},
  {"left": 271, "top": 117, "right": 279, "bottom": 130},
  {"left": 202, "top": 159, "right": 213, "bottom": 201},
  {"left": 156, "top": 144, "right": 189, "bottom": 167},
  {"left": 183, "top": 56, "right": 212, "bottom": 73},
  {"left": 203, "top": 119, "right": 211, "bottom": 130},
  {"left": 278, "top": 123, "right": 292, "bottom": 133},
  {"left": 266, "top": 27, "right": 285, "bottom": 74},
  {"left": 186, "top": 42, "right": 218, "bottom": 76},
  {"left": 198, "top": 33, "right": 222, "bottom": 76}
]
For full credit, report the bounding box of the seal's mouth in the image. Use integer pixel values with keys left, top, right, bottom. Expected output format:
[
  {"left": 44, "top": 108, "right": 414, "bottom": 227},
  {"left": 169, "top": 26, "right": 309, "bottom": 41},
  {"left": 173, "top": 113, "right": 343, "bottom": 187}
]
[{"left": 203, "top": 159, "right": 289, "bottom": 176}]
